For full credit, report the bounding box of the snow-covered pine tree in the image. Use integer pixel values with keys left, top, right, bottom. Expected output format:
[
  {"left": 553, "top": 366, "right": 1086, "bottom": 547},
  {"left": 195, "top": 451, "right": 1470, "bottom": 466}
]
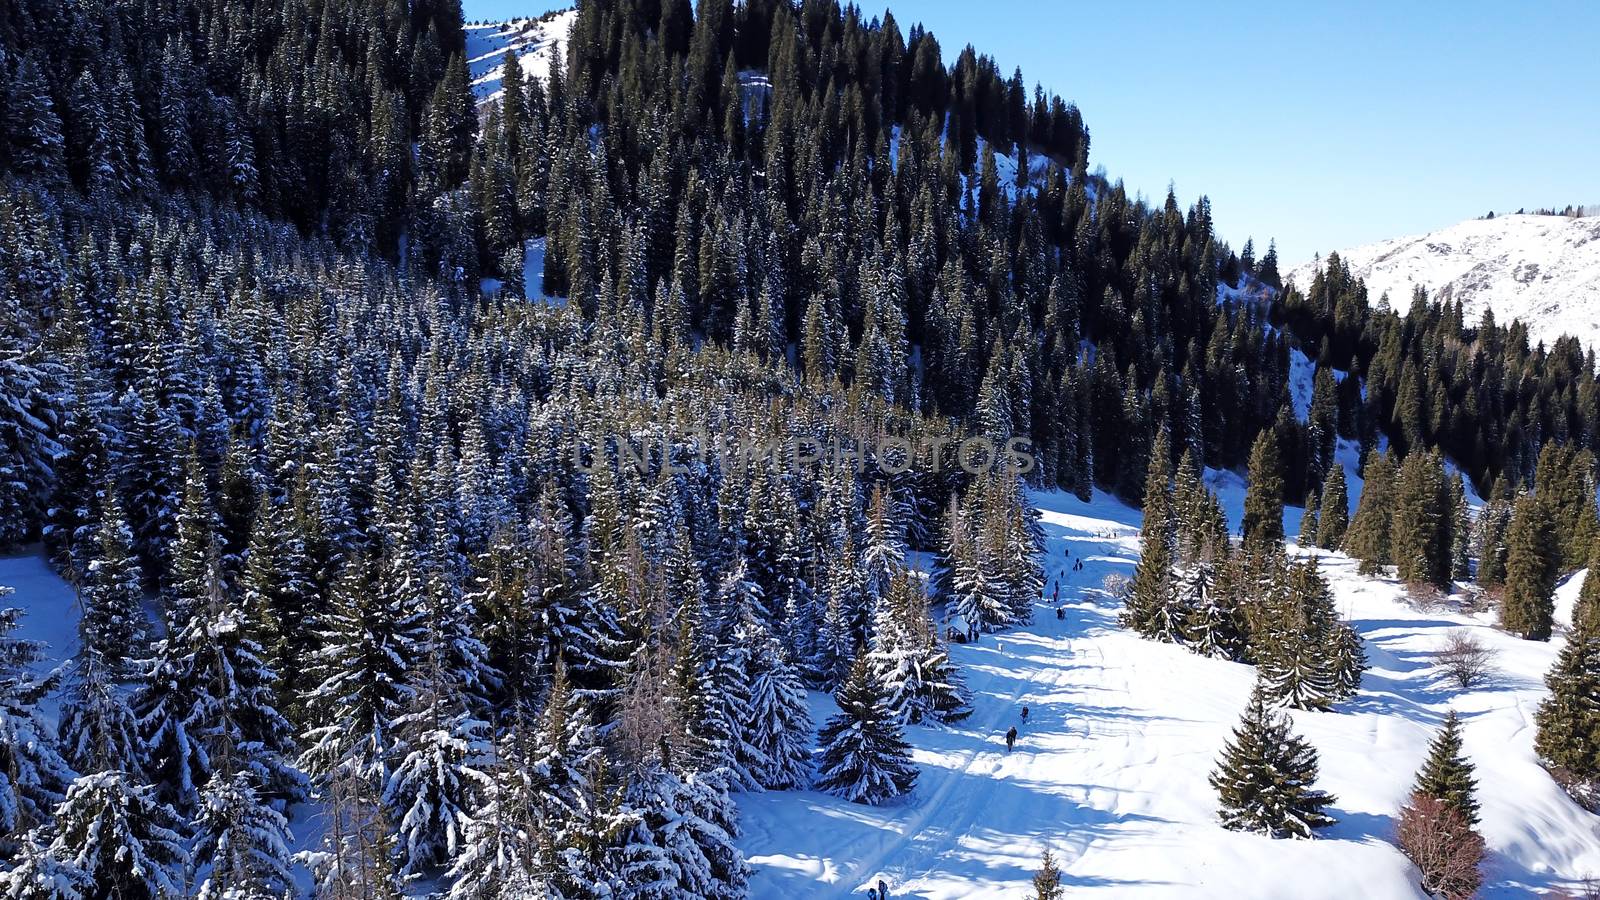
[
  {"left": 861, "top": 484, "right": 907, "bottom": 602},
  {"left": 384, "top": 532, "right": 495, "bottom": 875},
  {"left": 815, "top": 654, "right": 918, "bottom": 805},
  {"left": 870, "top": 570, "right": 971, "bottom": 725},
  {"left": 1180, "top": 562, "right": 1244, "bottom": 661},
  {"left": 624, "top": 763, "right": 751, "bottom": 900},
  {"left": 937, "top": 494, "right": 1007, "bottom": 634},
  {"left": 45, "top": 772, "right": 189, "bottom": 900},
  {"left": 446, "top": 723, "right": 548, "bottom": 900},
  {"left": 705, "top": 558, "right": 770, "bottom": 790},
  {"left": 57, "top": 648, "right": 142, "bottom": 781},
  {"left": 242, "top": 485, "right": 320, "bottom": 724},
  {"left": 1258, "top": 559, "right": 1339, "bottom": 711},
  {"left": 1209, "top": 683, "right": 1336, "bottom": 838},
  {"left": 0, "top": 597, "right": 73, "bottom": 856},
  {"left": 138, "top": 537, "right": 304, "bottom": 815},
  {"left": 744, "top": 623, "right": 813, "bottom": 790},
  {"left": 76, "top": 488, "right": 145, "bottom": 675},
  {"left": 299, "top": 554, "right": 423, "bottom": 784},
  {"left": 192, "top": 772, "right": 296, "bottom": 899},
  {"left": 0, "top": 829, "right": 91, "bottom": 899}
]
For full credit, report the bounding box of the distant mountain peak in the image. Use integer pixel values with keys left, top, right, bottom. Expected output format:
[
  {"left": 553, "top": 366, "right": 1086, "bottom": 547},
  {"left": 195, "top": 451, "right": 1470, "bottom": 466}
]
[{"left": 1286, "top": 213, "right": 1600, "bottom": 350}]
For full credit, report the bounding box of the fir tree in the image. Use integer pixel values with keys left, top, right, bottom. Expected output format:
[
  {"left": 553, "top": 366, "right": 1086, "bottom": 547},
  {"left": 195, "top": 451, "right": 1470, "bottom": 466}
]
[
  {"left": 1500, "top": 493, "right": 1557, "bottom": 641},
  {"left": 192, "top": 773, "right": 297, "bottom": 899},
  {"left": 1411, "top": 711, "right": 1479, "bottom": 825},
  {"left": 1316, "top": 465, "right": 1349, "bottom": 550},
  {"left": 1032, "top": 848, "right": 1064, "bottom": 900},
  {"left": 870, "top": 571, "right": 971, "bottom": 726},
  {"left": 815, "top": 654, "right": 918, "bottom": 805},
  {"left": 1534, "top": 615, "right": 1600, "bottom": 780},
  {"left": 45, "top": 772, "right": 189, "bottom": 900},
  {"left": 1209, "top": 683, "right": 1336, "bottom": 838},
  {"left": 1345, "top": 451, "right": 1397, "bottom": 574},
  {"left": 1242, "top": 428, "right": 1285, "bottom": 550}
]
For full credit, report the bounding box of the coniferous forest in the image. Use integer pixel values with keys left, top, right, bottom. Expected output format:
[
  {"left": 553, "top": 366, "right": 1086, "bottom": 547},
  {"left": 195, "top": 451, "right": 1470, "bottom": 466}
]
[{"left": 2, "top": 0, "right": 1599, "bottom": 895}]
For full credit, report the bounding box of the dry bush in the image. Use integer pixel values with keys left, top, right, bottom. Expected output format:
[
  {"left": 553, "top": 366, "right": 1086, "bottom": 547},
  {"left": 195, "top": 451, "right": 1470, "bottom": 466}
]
[
  {"left": 1101, "top": 573, "right": 1131, "bottom": 601},
  {"left": 1406, "top": 581, "right": 1449, "bottom": 611},
  {"left": 1395, "top": 793, "right": 1485, "bottom": 900},
  {"left": 1436, "top": 629, "right": 1498, "bottom": 689},
  {"left": 1549, "top": 874, "right": 1600, "bottom": 900}
]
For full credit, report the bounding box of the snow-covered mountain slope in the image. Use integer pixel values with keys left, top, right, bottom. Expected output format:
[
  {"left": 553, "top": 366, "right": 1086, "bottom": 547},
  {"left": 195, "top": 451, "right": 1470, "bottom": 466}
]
[
  {"left": 1285, "top": 214, "right": 1600, "bottom": 351},
  {"left": 464, "top": 8, "right": 576, "bottom": 103},
  {"left": 738, "top": 487, "right": 1600, "bottom": 898}
]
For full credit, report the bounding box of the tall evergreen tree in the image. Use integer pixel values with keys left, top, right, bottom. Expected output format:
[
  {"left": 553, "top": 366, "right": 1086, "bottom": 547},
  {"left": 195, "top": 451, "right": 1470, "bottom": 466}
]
[
  {"left": 1501, "top": 493, "right": 1557, "bottom": 641},
  {"left": 1209, "top": 683, "right": 1336, "bottom": 838},
  {"left": 815, "top": 654, "right": 918, "bottom": 805}
]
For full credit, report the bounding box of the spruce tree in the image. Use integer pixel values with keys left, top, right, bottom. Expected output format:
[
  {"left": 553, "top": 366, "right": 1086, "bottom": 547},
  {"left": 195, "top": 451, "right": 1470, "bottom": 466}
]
[
  {"left": 1241, "top": 428, "right": 1285, "bottom": 550},
  {"left": 1501, "top": 493, "right": 1557, "bottom": 641},
  {"left": 1032, "top": 848, "right": 1064, "bottom": 900},
  {"left": 1412, "top": 711, "right": 1479, "bottom": 825},
  {"left": 1209, "top": 683, "right": 1336, "bottom": 838},
  {"left": 1345, "top": 451, "right": 1397, "bottom": 574},
  {"left": 1316, "top": 465, "right": 1349, "bottom": 550},
  {"left": 815, "top": 654, "right": 918, "bottom": 805},
  {"left": 45, "top": 772, "right": 190, "bottom": 900},
  {"left": 1124, "top": 431, "right": 1178, "bottom": 640},
  {"left": 1534, "top": 615, "right": 1600, "bottom": 780}
]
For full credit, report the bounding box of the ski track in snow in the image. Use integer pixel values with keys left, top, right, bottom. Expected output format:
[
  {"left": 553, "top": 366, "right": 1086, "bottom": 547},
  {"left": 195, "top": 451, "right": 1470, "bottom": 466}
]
[{"left": 738, "top": 488, "right": 1600, "bottom": 899}]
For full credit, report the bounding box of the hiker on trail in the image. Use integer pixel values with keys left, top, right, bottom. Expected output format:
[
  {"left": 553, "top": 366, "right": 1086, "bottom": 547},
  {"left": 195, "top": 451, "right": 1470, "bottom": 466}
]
[
  {"left": 1021, "top": 706, "right": 1030, "bottom": 724},
  {"left": 879, "top": 879, "right": 889, "bottom": 899},
  {"left": 1055, "top": 606, "right": 1065, "bottom": 621},
  {"left": 1005, "top": 726, "right": 1018, "bottom": 752},
  {"left": 1052, "top": 582, "right": 1060, "bottom": 604}
]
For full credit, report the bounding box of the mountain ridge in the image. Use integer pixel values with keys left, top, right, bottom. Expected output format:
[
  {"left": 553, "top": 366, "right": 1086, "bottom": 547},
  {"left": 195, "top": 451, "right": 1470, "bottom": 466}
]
[{"left": 1287, "top": 213, "right": 1600, "bottom": 351}]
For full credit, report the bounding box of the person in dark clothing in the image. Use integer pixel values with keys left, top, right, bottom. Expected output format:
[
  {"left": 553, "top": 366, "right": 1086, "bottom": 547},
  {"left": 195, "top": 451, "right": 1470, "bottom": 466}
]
[
  {"left": 1021, "top": 706, "right": 1030, "bottom": 724},
  {"left": 878, "top": 879, "right": 889, "bottom": 899},
  {"left": 1055, "top": 606, "right": 1065, "bottom": 620},
  {"left": 1005, "top": 726, "right": 1018, "bottom": 751}
]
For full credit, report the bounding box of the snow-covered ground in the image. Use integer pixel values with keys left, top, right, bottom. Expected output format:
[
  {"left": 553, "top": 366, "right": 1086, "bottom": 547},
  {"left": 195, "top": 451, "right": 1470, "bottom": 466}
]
[
  {"left": 1284, "top": 214, "right": 1600, "bottom": 352},
  {"left": 738, "top": 488, "right": 1600, "bottom": 898},
  {"left": 465, "top": 9, "right": 576, "bottom": 103}
]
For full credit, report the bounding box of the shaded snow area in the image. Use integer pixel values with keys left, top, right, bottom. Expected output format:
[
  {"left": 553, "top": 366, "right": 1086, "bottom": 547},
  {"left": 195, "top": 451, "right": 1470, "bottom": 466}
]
[
  {"left": 738, "top": 487, "right": 1600, "bottom": 898},
  {"left": 1285, "top": 214, "right": 1600, "bottom": 352},
  {"left": 1, "top": 548, "right": 80, "bottom": 723},
  {"left": 465, "top": 8, "right": 577, "bottom": 104}
]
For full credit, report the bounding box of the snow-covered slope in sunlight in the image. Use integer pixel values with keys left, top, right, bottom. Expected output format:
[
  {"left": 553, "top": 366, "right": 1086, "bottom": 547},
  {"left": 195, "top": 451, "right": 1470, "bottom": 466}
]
[
  {"left": 1286, "top": 214, "right": 1600, "bottom": 351},
  {"left": 737, "top": 489, "right": 1600, "bottom": 898},
  {"left": 465, "top": 8, "right": 576, "bottom": 103}
]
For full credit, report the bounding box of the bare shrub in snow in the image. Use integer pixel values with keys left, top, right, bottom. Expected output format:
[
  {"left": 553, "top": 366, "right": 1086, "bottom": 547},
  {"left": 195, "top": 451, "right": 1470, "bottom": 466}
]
[
  {"left": 1395, "top": 794, "right": 1484, "bottom": 900},
  {"left": 1406, "top": 581, "right": 1449, "bottom": 611},
  {"left": 1101, "top": 573, "right": 1131, "bottom": 602},
  {"left": 1436, "top": 630, "right": 1498, "bottom": 689}
]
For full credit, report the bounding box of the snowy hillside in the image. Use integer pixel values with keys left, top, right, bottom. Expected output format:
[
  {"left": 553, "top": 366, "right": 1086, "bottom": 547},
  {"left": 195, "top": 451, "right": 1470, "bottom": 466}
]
[
  {"left": 737, "top": 486, "right": 1600, "bottom": 898},
  {"left": 465, "top": 8, "right": 576, "bottom": 103},
  {"left": 1285, "top": 214, "right": 1600, "bottom": 351}
]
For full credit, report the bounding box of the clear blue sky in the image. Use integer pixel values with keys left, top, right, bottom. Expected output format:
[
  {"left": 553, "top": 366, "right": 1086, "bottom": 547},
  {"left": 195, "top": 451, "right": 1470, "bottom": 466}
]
[{"left": 462, "top": 0, "right": 1600, "bottom": 267}]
